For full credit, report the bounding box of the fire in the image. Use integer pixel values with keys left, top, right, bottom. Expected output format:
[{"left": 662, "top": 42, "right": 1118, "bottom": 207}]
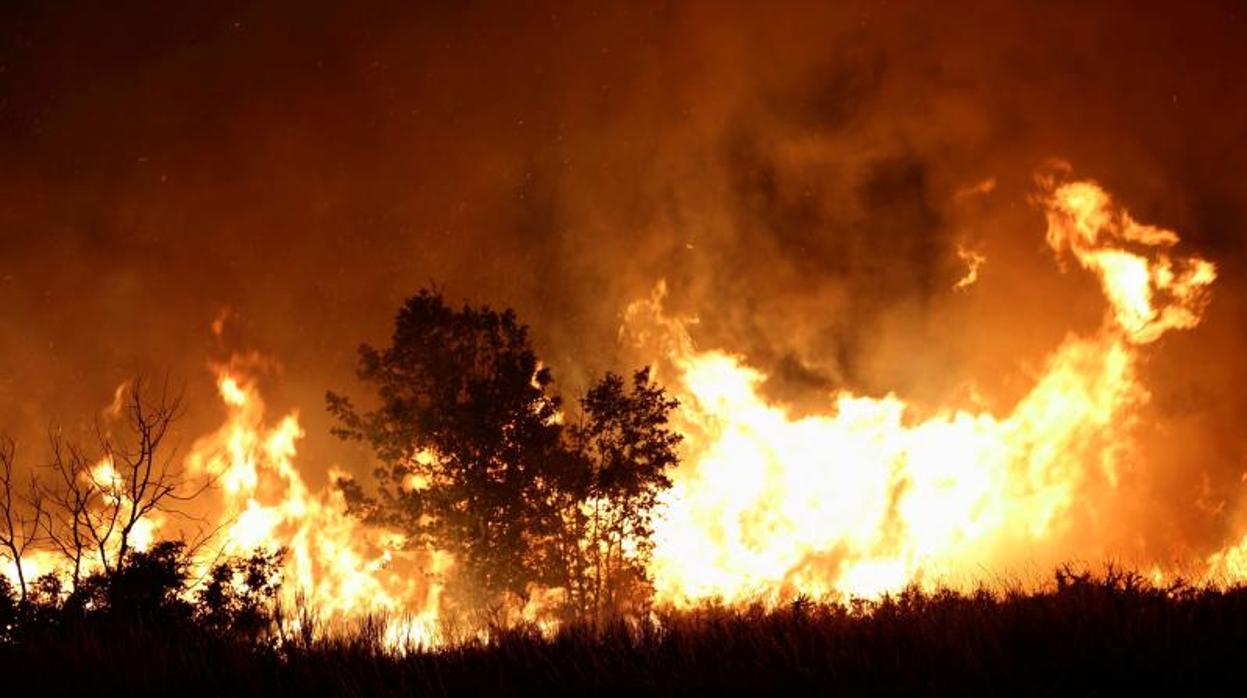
[
  {"left": 642, "top": 171, "right": 1219, "bottom": 604},
  {"left": 953, "top": 243, "right": 986, "bottom": 291},
  {"left": 185, "top": 366, "right": 443, "bottom": 646},
  {"left": 3, "top": 167, "right": 1235, "bottom": 637},
  {"left": 1040, "top": 172, "right": 1215, "bottom": 343}
]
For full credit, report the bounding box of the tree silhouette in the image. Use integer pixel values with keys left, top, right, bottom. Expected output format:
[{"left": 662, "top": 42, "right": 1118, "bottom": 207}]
[
  {"left": 329, "top": 289, "right": 683, "bottom": 620},
  {"left": 0, "top": 381, "right": 286, "bottom": 646},
  {"left": 41, "top": 378, "right": 209, "bottom": 585},
  {"left": 0, "top": 435, "right": 44, "bottom": 602},
  {"left": 542, "top": 368, "right": 681, "bottom": 623},
  {"left": 328, "top": 290, "right": 564, "bottom": 606},
  {"left": 328, "top": 290, "right": 682, "bottom": 620},
  {"left": 197, "top": 547, "right": 285, "bottom": 638},
  {"left": 65, "top": 540, "right": 193, "bottom": 622}
]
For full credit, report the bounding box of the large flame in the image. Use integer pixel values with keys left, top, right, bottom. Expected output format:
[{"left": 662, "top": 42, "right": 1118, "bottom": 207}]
[
  {"left": 184, "top": 366, "right": 444, "bottom": 646},
  {"left": 643, "top": 172, "right": 1218, "bottom": 604}
]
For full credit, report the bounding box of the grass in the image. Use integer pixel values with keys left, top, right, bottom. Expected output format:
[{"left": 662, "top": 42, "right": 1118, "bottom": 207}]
[{"left": 5, "top": 567, "right": 1247, "bottom": 695}]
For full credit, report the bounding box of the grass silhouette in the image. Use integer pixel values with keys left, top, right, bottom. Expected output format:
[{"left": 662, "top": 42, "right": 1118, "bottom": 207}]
[{"left": 4, "top": 565, "right": 1247, "bottom": 695}]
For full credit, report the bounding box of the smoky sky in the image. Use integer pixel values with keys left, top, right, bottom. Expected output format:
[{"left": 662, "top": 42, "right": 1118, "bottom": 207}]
[{"left": 1, "top": 0, "right": 1246, "bottom": 543}]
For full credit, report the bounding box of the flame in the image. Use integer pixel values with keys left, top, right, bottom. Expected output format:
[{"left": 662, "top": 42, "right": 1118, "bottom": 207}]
[
  {"left": 1, "top": 550, "right": 59, "bottom": 589},
  {"left": 1040, "top": 173, "right": 1215, "bottom": 343},
  {"left": 642, "top": 173, "right": 1219, "bottom": 604},
  {"left": 954, "top": 176, "right": 997, "bottom": 201},
  {"left": 185, "top": 367, "right": 443, "bottom": 646},
  {"left": 953, "top": 243, "right": 986, "bottom": 291}
]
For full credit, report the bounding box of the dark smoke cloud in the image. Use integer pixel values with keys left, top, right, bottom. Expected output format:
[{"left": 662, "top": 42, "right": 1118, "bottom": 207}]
[{"left": 1, "top": 1, "right": 1245, "bottom": 553}]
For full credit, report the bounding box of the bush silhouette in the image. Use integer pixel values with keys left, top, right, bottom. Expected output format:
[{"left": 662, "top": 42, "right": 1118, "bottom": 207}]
[
  {"left": 197, "top": 547, "right": 285, "bottom": 638},
  {"left": 70, "top": 541, "right": 193, "bottom": 623}
]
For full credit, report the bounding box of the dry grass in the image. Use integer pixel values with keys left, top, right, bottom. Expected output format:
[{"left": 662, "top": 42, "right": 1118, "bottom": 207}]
[{"left": 4, "top": 567, "right": 1247, "bottom": 695}]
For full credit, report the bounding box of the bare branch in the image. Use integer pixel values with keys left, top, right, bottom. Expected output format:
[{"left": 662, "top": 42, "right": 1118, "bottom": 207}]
[
  {"left": 40, "top": 374, "right": 209, "bottom": 584},
  {"left": 0, "top": 434, "right": 44, "bottom": 601}
]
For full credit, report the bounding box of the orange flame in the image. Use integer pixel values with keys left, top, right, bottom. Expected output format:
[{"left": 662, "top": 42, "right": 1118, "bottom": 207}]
[
  {"left": 185, "top": 367, "right": 444, "bottom": 647},
  {"left": 639, "top": 173, "right": 1218, "bottom": 604},
  {"left": 4, "top": 169, "right": 1235, "bottom": 634}
]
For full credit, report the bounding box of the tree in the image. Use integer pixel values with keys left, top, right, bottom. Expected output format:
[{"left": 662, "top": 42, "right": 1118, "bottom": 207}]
[
  {"left": 0, "top": 435, "right": 44, "bottom": 602},
  {"left": 0, "top": 379, "right": 288, "bottom": 644},
  {"left": 545, "top": 369, "right": 681, "bottom": 624},
  {"left": 41, "top": 377, "right": 208, "bottom": 585},
  {"left": 42, "top": 435, "right": 95, "bottom": 590},
  {"left": 328, "top": 290, "right": 564, "bottom": 606},
  {"left": 330, "top": 290, "right": 683, "bottom": 622}
]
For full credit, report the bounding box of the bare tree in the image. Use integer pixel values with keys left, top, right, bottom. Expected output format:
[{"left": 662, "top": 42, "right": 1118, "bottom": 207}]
[
  {"left": 42, "top": 377, "right": 207, "bottom": 582},
  {"left": 43, "top": 434, "right": 96, "bottom": 589},
  {"left": 0, "top": 435, "right": 45, "bottom": 601}
]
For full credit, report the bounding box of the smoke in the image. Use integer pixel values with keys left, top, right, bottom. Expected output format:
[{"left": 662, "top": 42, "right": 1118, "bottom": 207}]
[{"left": 1, "top": 0, "right": 1245, "bottom": 555}]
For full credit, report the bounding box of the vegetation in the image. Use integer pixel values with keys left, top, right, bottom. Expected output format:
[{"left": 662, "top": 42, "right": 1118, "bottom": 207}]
[
  {"left": 327, "top": 290, "right": 567, "bottom": 608},
  {"left": 0, "top": 379, "right": 288, "bottom": 678},
  {"left": 328, "top": 290, "right": 681, "bottom": 621},
  {"left": 0, "top": 538, "right": 283, "bottom": 659},
  {"left": 1, "top": 378, "right": 214, "bottom": 602},
  {"left": 545, "top": 368, "right": 681, "bottom": 625},
  {"left": 3, "top": 568, "right": 1247, "bottom": 695}
]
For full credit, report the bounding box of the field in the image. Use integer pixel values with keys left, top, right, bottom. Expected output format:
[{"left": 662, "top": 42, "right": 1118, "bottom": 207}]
[{"left": 4, "top": 568, "right": 1246, "bottom": 696}]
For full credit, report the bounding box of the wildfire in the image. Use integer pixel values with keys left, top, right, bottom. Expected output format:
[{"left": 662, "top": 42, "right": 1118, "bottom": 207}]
[
  {"left": 642, "top": 171, "right": 1219, "bottom": 605},
  {"left": 4, "top": 167, "right": 1236, "bottom": 637}
]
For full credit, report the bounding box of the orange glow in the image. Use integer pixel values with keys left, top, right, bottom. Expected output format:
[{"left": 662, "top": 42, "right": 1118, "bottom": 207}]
[
  {"left": 638, "top": 173, "right": 1220, "bottom": 604},
  {"left": 185, "top": 368, "right": 444, "bottom": 647},
  {"left": 3, "top": 170, "right": 1237, "bottom": 639}
]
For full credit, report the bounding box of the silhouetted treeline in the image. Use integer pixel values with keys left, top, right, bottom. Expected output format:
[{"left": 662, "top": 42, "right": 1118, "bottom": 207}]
[
  {"left": 0, "top": 539, "right": 283, "bottom": 644},
  {"left": 4, "top": 568, "right": 1247, "bottom": 695}
]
